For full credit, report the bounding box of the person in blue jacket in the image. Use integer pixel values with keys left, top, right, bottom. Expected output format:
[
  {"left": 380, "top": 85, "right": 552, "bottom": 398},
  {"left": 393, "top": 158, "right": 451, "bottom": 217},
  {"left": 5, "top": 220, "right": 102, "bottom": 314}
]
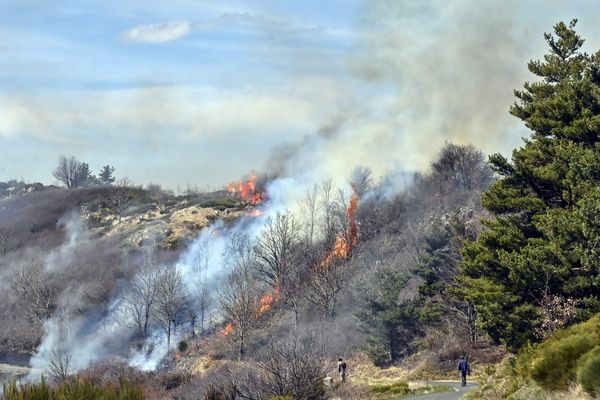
[{"left": 457, "top": 356, "right": 471, "bottom": 387}]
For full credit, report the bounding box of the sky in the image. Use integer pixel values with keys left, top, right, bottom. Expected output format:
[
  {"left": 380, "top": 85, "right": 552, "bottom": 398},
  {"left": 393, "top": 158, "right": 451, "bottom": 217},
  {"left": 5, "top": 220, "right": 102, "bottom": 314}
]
[{"left": 1, "top": 0, "right": 600, "bottom": 189}]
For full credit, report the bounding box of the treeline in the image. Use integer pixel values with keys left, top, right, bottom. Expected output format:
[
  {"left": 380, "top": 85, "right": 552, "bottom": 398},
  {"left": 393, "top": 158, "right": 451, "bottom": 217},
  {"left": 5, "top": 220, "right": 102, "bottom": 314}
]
[{"left": 52, "top": 155, "right": 116, "bottom": 188}]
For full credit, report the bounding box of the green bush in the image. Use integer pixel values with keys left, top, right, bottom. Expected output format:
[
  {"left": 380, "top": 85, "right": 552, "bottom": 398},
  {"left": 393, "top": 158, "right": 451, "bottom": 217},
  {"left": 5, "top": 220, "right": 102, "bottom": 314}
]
[
  {"left": 270, "top": 396, "right": 293, "bottom": 400},
  {"left": 528, "top": 313, "right": 600, "bottom": 391},
  {"left": 529, "top": 332, "right": 597, "bottom": 390},
  {"left": 368, "top": 381, "right": 411, "bottom": 395},
  {"left": 577, "top": 345, "right": 600, "bottom": 395},
  {"left": 2, "top": 377, "right": 144, "bottom": 400}
]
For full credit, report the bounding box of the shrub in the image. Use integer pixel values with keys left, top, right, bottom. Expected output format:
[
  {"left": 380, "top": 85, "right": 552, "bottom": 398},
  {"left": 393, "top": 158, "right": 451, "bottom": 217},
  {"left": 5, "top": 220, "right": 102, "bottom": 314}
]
[
  {"left": 2, "top": 377, "right": 144, "bottom": 400},
  {"left": 529, "top": 332, "right": 597, "bottom": 390},
  {"left": 368, "top": 381, "right": 411, "bottom": 395},
  {"left": 528, "top": 313, "right": 600, "bottom": 391},
  {"left": 203, "top": 384, "right": 236, "bottom": 400},
  {"left": 178, "top": 339, "right": 189, "bottom": 353},
  {"left": 577, "top": 345, "right": 600, "bottom": 395}
]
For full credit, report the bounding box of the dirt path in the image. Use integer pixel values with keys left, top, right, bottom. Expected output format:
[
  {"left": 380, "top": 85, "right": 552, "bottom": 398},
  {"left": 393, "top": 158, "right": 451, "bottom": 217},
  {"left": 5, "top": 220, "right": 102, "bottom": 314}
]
[{"left": 405, "top": 380, "right": 477, "bottom": 400}]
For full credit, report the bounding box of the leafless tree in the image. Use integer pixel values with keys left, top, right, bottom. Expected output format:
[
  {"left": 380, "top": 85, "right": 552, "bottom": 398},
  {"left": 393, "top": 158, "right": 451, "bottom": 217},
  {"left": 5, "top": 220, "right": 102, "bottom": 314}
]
[
  {"left": 233, "top": 334, "right": 329, "bottom": 400},
  {"left": 304, "top": 259, "right": 345, "bottom": 320},
  {"left": 254, "top": 212, "right": 304, "bottom": 331},
  {"left": 319, "top": 180, "right": 337, "bottom": 243},
  {"left": 116, "top": 177, "right": 132, "bottom": 188},
  {"left": 154, "top": 266, "right": 187, "bottom": 348},
  {"left": 47, "top": 347, "right": 73, "bottom": 382},
  {"left": 109, "top": 187, "right": 128, "bottom": 222},
  {"left": 431, "top": 142, "right": 493, "bottom": 192},
  {"left": 254, "top": 212, "right": 301, "bottom": 292},
  {"left": 52, "top": 155, "right": 91, "bottom": 189},
  {"left": 350, "top": 165, "right": 373, "bottom": 198},
  {"left": 191, "top": 238, "right": 212, "bottom": 335},
  {"left": 120, "top": 263, "right": 160, "bottom": 338},
  {"left": 12, "top": 263, "right": 59, "bottom": 321},
  {"left": 0, "top": 225, "right": 9, "bottom": 255},
  {"left": 219, "top": 234, "right": 261, "bottom": 361},
  {"left": 301, "top": 184, "right": 319, "bottom": 244}
]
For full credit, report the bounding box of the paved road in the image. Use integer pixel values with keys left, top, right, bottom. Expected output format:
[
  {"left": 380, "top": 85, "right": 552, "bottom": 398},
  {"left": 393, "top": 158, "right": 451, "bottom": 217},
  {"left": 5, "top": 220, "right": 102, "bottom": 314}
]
[{"left": 405, "top": 380, "right": 478, "bottom": 400}]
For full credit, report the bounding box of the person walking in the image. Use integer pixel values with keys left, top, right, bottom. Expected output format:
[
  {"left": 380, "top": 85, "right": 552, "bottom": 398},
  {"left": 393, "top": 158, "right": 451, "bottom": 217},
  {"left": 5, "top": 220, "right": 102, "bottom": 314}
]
[
  {"left": 457, "top": 355, "right": 471, "bottom": 387},
  {"left": 337, "top": 358, "right": 347, "bottom": 383}
]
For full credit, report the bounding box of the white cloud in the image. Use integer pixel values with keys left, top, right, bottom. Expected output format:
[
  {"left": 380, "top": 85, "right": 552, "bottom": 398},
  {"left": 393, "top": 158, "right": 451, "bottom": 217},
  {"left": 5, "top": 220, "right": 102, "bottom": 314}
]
[
  {"left": 122, "top": 21, "right": 192, "bottom": 43},
  {"left": 122, "top": 12, "right": 321, "bottom": 44},
  {"left": 0, "top": 80, "right": 347, "bottom": 143}
]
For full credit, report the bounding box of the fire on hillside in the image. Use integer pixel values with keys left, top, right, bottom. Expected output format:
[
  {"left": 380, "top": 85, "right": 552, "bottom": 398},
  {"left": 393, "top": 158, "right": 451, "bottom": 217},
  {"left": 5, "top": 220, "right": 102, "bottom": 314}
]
[
  {"left": 317, "top": 192, "right": 359, "bottom": 270},
  {"left": 227, "top": 172, "right": 266, "bottom": 205}
]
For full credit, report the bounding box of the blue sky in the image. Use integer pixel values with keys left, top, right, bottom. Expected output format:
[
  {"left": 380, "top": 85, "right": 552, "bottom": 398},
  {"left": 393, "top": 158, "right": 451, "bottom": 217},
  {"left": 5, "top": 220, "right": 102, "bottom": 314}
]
[{"left": 1, "top": 0, "right": 600, "bottom": 188}]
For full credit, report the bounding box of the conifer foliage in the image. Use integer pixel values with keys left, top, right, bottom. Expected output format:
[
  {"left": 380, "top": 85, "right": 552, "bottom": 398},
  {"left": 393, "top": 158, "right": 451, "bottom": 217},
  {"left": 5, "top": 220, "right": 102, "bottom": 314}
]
[{"left": 460, "top": 20, "right": 600, "bottom": 351}]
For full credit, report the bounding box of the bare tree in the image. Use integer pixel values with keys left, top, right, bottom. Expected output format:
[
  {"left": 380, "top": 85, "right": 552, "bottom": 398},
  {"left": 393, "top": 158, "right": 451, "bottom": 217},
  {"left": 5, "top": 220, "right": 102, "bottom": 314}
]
[
  {"left": 0, "top": 225, "right": 9, "bottom": 255},
  {"left": 254, "top": 212, "right": 305, "bottom": 331},
  {"left": 319, "top": 179, "right": 337, "bottom": 243},
  {"left": 254, "top": 212, "right": 301, "bottom": 291},
  {"left": 120, "top": 263, "right": 160, "bottom": 338},
  {"left": 233, "top": 334, "right": 329, "bottom": 400},
  {"left": 431, "top": 142, "right": 493, "bottom": 192},
  {"left": 116, "top": 177, "right": 132, "bottom": 188},
  {"left": 154, "top": 266, "right": 187, "bottom": 348},
  {"left": 302, "top": 184, "right": 319, "bottom": 244},
  {"left": 350, "top": 165, "right": 373, "bottom": 198},
  {"left": 109, "top": 187, "right": 129, "bottom": 222},
  {"left": 12, "top": 264, "right": 59, "bottom": 321},
  {"left": 47, "top": 347, "right": 73, "bottom": 382},
  {"left": 304, "top": 258, "right": 345, "bottom": 320},
  {"left": 220, "top": 234, "right": 261, "bottom": 361},
  {"left": 52, "top": 155, "right": 91, "bottom": 189},
  {"left": 191, "top": 238, "right": 212, "bottom": 336}
]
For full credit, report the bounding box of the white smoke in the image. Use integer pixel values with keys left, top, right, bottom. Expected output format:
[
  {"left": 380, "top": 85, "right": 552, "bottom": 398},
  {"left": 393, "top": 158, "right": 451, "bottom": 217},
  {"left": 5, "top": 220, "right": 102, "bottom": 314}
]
[
  {"left": 44, "top": 211, "right": 88, "bottom": 272},
  {"left": 27, "top": 173, "right": 325, "bottom": 378}
]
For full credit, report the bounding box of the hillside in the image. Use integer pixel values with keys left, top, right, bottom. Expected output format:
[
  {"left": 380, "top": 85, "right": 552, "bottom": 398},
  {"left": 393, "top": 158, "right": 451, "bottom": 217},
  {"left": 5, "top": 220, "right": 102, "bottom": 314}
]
[
  {"left": 3, "top": 17, "right": 600, "bottom": 400},
  {"left": 0, "top": 185, "right": 247, "bottom": 355}
]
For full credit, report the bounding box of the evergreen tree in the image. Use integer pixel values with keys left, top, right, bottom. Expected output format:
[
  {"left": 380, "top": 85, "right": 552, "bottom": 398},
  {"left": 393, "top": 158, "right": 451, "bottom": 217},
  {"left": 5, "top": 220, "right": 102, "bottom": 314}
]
[
  {"left": 98, "top": 165, "right": 116, "bottom": 185},
  {"left": 356, "top": 270, "right": 421, "bottom": 366},
  {"left": 459, "top": 20, "right": 600, "bottom": 351}
]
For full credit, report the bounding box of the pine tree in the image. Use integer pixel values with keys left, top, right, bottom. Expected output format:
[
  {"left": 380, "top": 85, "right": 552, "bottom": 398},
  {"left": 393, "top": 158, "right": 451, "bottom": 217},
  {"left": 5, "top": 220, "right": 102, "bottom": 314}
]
[
  {"left": 356, "top": 270, "right": 421, "bottom": 366},
  {"left": 459, "top": 20, "right": 600, "bottom": 351},
  {"left": 98, "top": 165, "right": 115, "bottom": 185}
]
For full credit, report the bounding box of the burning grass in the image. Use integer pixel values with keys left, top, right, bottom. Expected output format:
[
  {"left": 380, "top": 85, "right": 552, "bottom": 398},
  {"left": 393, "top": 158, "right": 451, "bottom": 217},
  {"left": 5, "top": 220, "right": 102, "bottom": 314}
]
[{"left": 226, "top": 172, "right": 265, "bottom": 205}]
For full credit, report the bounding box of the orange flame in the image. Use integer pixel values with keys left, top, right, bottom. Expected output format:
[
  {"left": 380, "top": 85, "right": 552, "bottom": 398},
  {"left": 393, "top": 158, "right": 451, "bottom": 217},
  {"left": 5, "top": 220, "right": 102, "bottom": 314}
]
[
  {"left": 255, "top": 287, "right": 280, "bottom": 316},
  {"left": 220, "top": 288, "right": 280, "bottom": 337},
  {"left": 227, "top": 172, "right": 265, "bottom": 205},
  {"left": 248, "top": 209, "right": 265, "bottom": 218},
  {"left": 317, "top": 193, "right": 359, "bottom": 270},
  {"left": 220, "top": 322, "right": 234, "bottom": 337}
]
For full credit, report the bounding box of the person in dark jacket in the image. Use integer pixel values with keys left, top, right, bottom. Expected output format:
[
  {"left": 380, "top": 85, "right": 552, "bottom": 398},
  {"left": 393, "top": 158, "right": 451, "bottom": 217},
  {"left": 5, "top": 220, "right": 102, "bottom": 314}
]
[
  {"left": 457, "top": 356, "right": 471, "bottom": 387},
  {"left": 337, "top": 358, "right": 347, "bottom": 383}
]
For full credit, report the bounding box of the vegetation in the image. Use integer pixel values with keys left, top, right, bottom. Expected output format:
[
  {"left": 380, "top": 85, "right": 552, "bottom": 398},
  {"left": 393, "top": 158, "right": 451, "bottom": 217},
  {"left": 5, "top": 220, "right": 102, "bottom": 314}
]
[
  {"left": 459, "top": 19, "right": 600, "bottom": 352},
  {"left": 468, "top": 313, "right": 600, "bottom": 399},
  {"left": 2, "top": 378, "right": 144, "bottom": 400}
]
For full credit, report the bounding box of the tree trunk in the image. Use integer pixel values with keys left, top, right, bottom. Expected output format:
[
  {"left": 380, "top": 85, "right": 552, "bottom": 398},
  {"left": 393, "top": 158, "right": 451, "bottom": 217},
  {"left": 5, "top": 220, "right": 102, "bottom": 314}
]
[
  {"left": 167, "top": 322, "right": 171, "bottom": 348},
  {"left": 238, "top": 330, "right": 244, "bottom": 361}
]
